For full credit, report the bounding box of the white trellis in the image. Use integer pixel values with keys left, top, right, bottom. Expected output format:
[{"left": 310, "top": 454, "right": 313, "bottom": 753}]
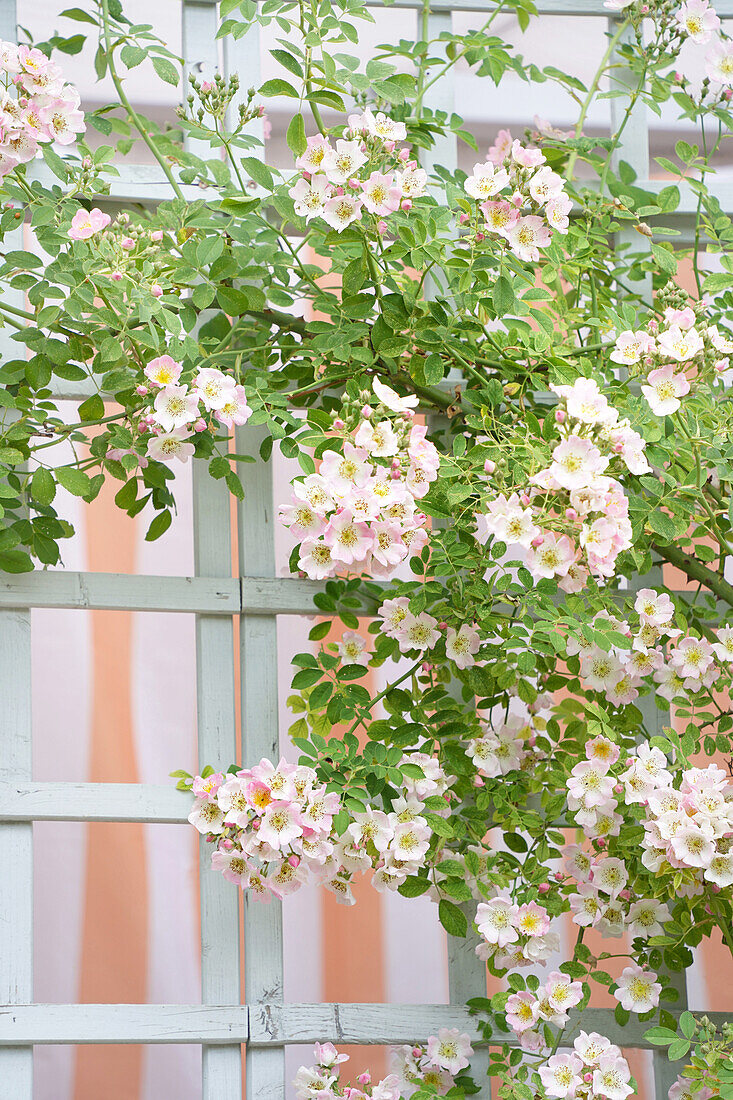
[{"left": 0, "top": 1, "right": 732, "bottom": 1098}]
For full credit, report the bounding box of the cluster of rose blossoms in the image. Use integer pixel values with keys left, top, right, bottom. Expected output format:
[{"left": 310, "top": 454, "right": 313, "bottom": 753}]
[
  {"left": 475, "top": 896, "right": 560, "bottom": 970},
  {"left": 281, "top": 379, "right": 439, "bottom": 581},
  {"left": 188, "top": 752, "right": 452, "bottom": 903},
  {"left": 565, "top": 733, "right": 733, "bottom": 890},
  {"left": 568, "top": 589, "right": 733, "bottom": 707},
  {"left": 294, "top": 1031, "right": 474, "bottom": 1100},
  {"left": 377, "top": 595, "right": 481, "bottom": 668},
  {"left": 503, "top": 971, "right": 583, "bottom": 1054},
  {"left": 288, "top": 109, "right": 427, "bottom": 234},
  {"left": 476, "top": 376, "right": 649, "bottom": 592},
  {"left": 640, "top": 761, "right": 733, "bottom": 888},
  {"left": 133, "top": 357, "right": 251, "bottom": 464},
  {"left": 462, "top": 129, "right": 571, "bottom": 261},
  {"left": 611, "top": 301, "right": 733, "bottom": 417},
  {"left": 466, "top": 703, "right": 552, "bottom": 779},
  {"left": 0, "top": 40, "right": 85, "bottom": 175},
  {"left": 536, "top": 1033, "right": 634, "bottom": 1100},
  {"left": 562, "top": 838, "right": 672, "bottom": 943}
]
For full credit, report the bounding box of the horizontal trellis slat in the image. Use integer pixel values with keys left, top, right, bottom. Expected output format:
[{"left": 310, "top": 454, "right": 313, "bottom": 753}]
[
  {"left": 0, "top": 1003, "right": 728, "bottom": 1048},
  {"left": 0, "top": 782, "right": 190, "bottom": 823},
  {"left": 0, "top": 572, "right": 327, "bottom": 615}
]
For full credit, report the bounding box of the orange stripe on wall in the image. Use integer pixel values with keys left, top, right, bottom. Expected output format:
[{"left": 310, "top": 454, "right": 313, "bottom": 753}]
[{"left": 74, "top": 476, "right": 147, "bottom": 1100}]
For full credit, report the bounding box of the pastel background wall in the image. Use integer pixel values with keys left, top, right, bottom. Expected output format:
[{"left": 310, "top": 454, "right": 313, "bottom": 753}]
[{"left": 20, "top": 2, "right": 733, "bottom": 1097}]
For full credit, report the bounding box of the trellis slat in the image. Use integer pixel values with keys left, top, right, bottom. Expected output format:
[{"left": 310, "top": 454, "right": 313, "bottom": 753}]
[
  {"left": 237, "top": 422, "right": 286, "bottom": 1100},
  {"left": 186, "top": 7, "right": 245, "bottom": 1086},
  {"left": 1, "top": 1003, "right": 727, "bottom": 1047}
]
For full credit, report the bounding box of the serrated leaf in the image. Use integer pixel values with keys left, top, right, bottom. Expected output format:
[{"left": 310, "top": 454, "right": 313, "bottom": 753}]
[
  {"left": 152, "top": 56, "right": 179, "bottom": 86},
  {"left": 438, "top": 898, "right": 467, "bottom": 937},
  {"left": 651, "top": 242, "right": 677, "bottom": 275},
  {"left": 55, "top": 466, "right": 91, "bottom": 497},
  {"left": 30, "top": 467, "right": 56, "bottom": 506}
]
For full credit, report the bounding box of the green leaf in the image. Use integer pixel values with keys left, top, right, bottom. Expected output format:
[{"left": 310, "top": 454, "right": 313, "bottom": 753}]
[
  {"left": 239, "top": 156, "right": 275, "bottom": 190},
  {"left": 30, "top": 468, "right": 56, "bottom": 506},
  {"left": 120, "top": 43, "right": 146, "bottom": 68},
  {"left": 493, "top": 275, "right": 516, "bottom": 315},
  {"left": 667, "top": 1039, "right": 691, "bottom": 1062},
  {"left": 78, "top": 393, "right": 105, "bottom": 421},
  {"left": 152, "top": 56, "right": 179, "bottom": 86},
  {"left": 441, "top": 878, "right": 473, "bottom": 902},
  {"left": 59, "top": 6, "right": 99, "bottom": 23},
  {"left": 259, "top": 78, "right": 299, "bottom": 99},
  {"left": 424, "top": 813, "right": 453, "bottom": 837},
  {"left": 644, "top": 1027, "right": 678, "bottom": 1046},
  {"left": 651, "top": 243, "right": 677, "bottom": 276},
  {"left": 271, "top": 48, "right": 304, "bottom": 79},
  {"left": 145, "top": 509, "right": 172, "bottom": 541},
  {"left": 648, "top": 511, "right": 677, "bottom": 541},
  {"left": 0, "top": 447, "right": 24, "bottom": 465},
  {"left": 55, "top": 466, "right": 91, "bottom": 497},
  {"left": 438, "top": 899, "right": 468, "bottom": 938},
  {"left": 678, "top": 1011, "right": 696, "bottom": 1039},
  {"left": 703, "top": 271, "right": 733, "bottom": 295},
  {"left": 398, "top": 876, "right": 431, "bottom": 898},
  {"left": 337, "top": 664, "right": 367, "bottom": 681},
  {"left": 41, "top": 144, "right": 69, "bottom": 182},
  {"left": 423, "top": 353, "right": 444, "bottom": 385},
  {"left": 0, "top": 549, "right": 34, "bottom": 573},
  {"left": 292, "top": 668, "right": 323, "bottom": 689},
  {"left": 286, "top": 112, "right": 307, "bottom": 156},
  {"left": 342, "top": 256, "right": 366, "bottom": 298}
]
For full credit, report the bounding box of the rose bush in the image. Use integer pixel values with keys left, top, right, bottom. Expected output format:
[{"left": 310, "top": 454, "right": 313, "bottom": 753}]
[{"left": 2, "top": 0, "right": 733, "bottom": 1096}]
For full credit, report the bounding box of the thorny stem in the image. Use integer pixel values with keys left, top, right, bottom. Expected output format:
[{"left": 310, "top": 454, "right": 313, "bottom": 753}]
[
  {"left": 99, "top": 0, "right": 185, "bottom": 202},
  {"left": 566, "top": 19, "right": 629, "bottom": 182}
]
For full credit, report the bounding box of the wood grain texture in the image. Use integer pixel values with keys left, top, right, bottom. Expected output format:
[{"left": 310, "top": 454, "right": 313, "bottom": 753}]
[{"left": 1, "top": 1003, "right": 726, "bottom": 1047}]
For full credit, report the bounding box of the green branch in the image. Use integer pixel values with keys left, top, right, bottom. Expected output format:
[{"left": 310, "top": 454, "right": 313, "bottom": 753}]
[{"left": 651, "top": 541, "right": 733, "bottom": 610}]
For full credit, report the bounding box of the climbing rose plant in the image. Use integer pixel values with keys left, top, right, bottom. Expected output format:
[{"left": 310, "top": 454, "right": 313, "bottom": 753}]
[{"left": 1, "top": 0, "right": 733, "bottom": 1096}]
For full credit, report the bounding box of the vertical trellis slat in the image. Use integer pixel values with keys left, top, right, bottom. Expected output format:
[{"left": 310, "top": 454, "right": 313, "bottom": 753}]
[
  {"left": 237, "top": 425, "right": 286, "bottom": 1100},
  {"left": 193, "top": 461, "right": 243, "bottom": 1098},
  {"left": 183, "top": 3, "right": 245, "bottom": 1094},
  {"left": 0, "top": 608, "right": 33, "bottom": 1094}
]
